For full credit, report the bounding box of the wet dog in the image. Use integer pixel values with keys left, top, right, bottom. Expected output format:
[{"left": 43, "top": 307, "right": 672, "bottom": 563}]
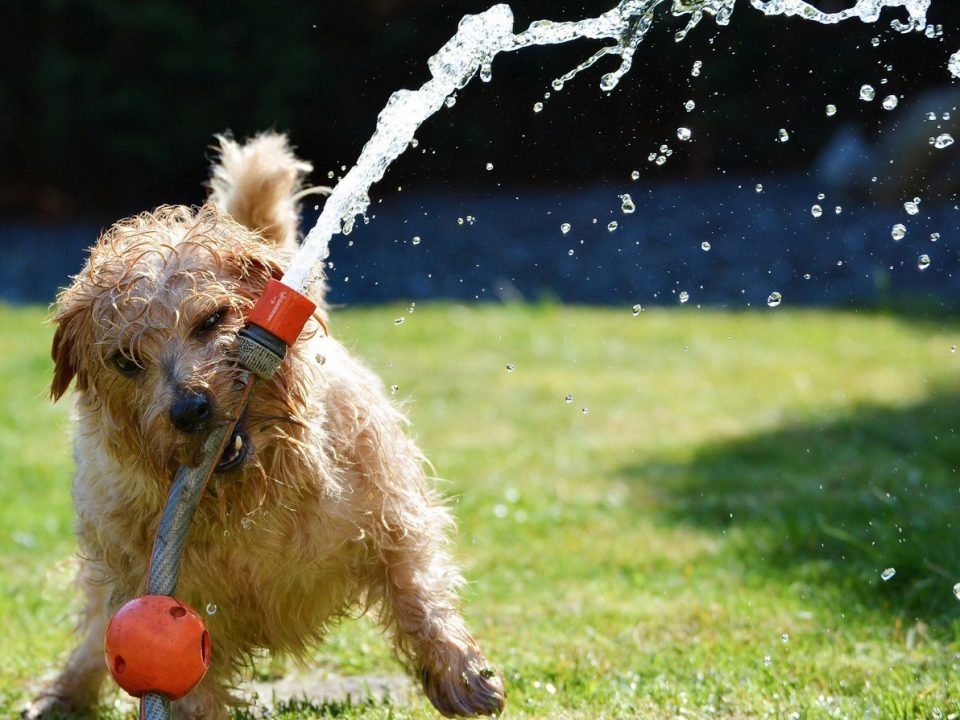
[{"left": 27, "top": 133, "right": 505, "bottom": 719}]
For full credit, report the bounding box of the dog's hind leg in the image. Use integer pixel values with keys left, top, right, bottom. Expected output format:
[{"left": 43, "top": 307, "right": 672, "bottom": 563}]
[
  {"left": 374, "top": 518, "right": 506, "bottom": 718},
  {"left": 23, "top": 562, "right": 109, "bottom": 719},
  {"left": 352, "top": 430, "right": 505, "bottom": 717},
  {"left": 328, "top": 351, "right": 505, "bottom": 717}
]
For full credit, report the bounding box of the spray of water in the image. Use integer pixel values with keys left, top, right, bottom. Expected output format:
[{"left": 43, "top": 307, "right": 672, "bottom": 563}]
[{"left": 282, "top": 0, "right": 935, "bottom": 294}]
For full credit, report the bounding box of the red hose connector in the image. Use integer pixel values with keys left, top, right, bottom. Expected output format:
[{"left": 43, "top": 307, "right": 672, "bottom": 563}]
[
  {"left": 237, "top": 279, "right": 316, "bottom": 379},
  {"left": 247, "top": 279, "right": 316, "bottom": 346}
]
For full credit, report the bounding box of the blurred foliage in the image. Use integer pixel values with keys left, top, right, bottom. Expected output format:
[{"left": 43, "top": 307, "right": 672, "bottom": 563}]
[{"left": 2, "top": 0, "right": 960, "bottom": 217}]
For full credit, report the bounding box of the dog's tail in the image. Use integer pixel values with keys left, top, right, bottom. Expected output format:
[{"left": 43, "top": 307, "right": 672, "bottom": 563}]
[{"left": 208, "top": 132, "right": 329, "bottom": 247}]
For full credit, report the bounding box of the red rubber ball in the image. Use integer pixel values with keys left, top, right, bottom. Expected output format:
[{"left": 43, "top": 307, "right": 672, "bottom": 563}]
[{"left": 104, "top": 595, "right": 211, "bottom": 700}]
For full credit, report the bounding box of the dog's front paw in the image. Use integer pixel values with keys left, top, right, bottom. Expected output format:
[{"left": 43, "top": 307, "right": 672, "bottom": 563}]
[
  {"left": 420, "top": 645, "right": 505, "bottom": 718},
  {"left": 22, "top": 691, "right": 92, "bottom": 720}
]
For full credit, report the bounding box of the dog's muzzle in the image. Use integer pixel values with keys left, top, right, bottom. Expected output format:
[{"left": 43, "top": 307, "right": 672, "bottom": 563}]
[{"left": 215, "top": 404, "right": 250, "bottom": 473}]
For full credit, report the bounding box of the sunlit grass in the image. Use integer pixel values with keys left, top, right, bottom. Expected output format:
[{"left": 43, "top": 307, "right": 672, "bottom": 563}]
[{"left": 3, "top": 302, "right": 959, "bottom": 718}]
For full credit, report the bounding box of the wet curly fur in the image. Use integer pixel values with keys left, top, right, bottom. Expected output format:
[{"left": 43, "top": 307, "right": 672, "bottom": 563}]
[{"left": 27, "top": 133, "right": 505, "bottom": 719}]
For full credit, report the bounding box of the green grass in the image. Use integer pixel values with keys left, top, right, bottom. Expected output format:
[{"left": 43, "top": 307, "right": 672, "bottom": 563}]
[{"left": 3, "top": 301, "right": 960, "bottom": 718}]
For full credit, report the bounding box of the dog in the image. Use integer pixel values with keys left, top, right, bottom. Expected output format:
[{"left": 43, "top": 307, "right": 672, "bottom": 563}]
[{"left": 27, "top": 133, "right": 505, "bottom": 719}]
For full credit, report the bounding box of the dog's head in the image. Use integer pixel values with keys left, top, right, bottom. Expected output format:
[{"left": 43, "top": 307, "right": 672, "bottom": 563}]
[{"left": 51, "top": 202, "right": 320, "bottom": 483}]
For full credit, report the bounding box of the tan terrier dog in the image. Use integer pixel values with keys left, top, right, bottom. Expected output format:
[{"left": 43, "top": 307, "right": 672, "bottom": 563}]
[{"left": 28, "top": 133, "right": 505, "bottom": 719}]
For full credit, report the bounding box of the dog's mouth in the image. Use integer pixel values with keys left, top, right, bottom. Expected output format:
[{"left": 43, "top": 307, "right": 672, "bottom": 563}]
[{"left": 215, "top": 405, "right": 251, "bottom": 474}]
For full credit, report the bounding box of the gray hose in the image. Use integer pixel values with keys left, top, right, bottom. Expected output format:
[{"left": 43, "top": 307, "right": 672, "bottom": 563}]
[{"left": 138, "top": 372, "right": 255, "bottom": 720}]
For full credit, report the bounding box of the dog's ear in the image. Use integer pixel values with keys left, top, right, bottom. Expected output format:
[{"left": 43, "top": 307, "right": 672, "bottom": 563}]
[
  {"left": 208, "top": 132, "right": 320, "bottom": 249},
  {"left": 235, "top": 238, "right": 286, "bottom": 288},
  {"left": 50, "top": 294, "right": 90, "bottom": 401}
]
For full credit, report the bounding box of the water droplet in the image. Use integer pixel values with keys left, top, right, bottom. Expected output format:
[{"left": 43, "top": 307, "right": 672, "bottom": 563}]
[
  {"left": 679, "top": 291, "right": 690, "bottom": 304},
  {"left": 860, "top": 84, "right": 876, "bottom": 101},
  {"left": 904, "top": 200, "right": 919, "bottom": 215},
  {"left": 811, "top": 204, "right": 823, "bottom": 218},
  {"left": 599, "top": 73, "right": 618, "bottom": 92},
  {"left": 479, "top": 62, "right": 492, "bottom": 82},
  {"left": 825, "top": 104, "right": 837, "bottom": 116},
  {"left": 581, "top": 407, "right": 590, "bottom": 415},
  {"left": 930, "top": 232, "right": 940, "bottom": 242},
  {"left": 891, "top": 224, "right": 907, "bottom": 241},
  {"left": 778, "top": 128, "right": 789, "bottom": 143},
  {"left": 206, "top": 603, "right": 218, "bottom": 615},
  {"left": 505, "top": 364, "right": 515, "bottom": 373},
  {"left": 803, "top": 273, "right": 811, "bottom": 280},
  {"left": 881, "top": 94, "right": 898, "bottom": 111},
  {"left": 545, "top": 682, "right": 557, "bottom": 695},
  {"left": 881, "top": 567, "right": 896, "bottom": 581},
  {"left": 485, "top": 162, "right": 494, "bottom": 171},
  {"left": 630, "top": 170, "right": 640, "bottom": 181},
  {"left": 620, "top": 194, "right": 635, "bottom": 214},
  {"left": 533, "top": 101, "right": 544, "bottom": 113},
  {"left": 240, "top": 517, "right": 252, "bottom": 530},
  {"left": 685, "top": 99, "right": 696, "bottom": 111},
  {"left": 560, "top": 223, "right": 571, "bottom": 235},
  {"left": 390, "top": 384, "right": 399, "bottom": 394},
  {"left": 763, "top": 655, "right": 772, "bottom": 667},
  {"left": 782, "top": 633, "right": 790, "bottom": 644},
  {"left": 411, "top": 236, "right": 421, "bottom": 245},
  {"left": 952, "top": 346, "right": 958, "bottom": 354},
  {"left": 445, "top": 95, "right": 456, "bottom": 108},
  {"left": 677, "top": 127, "right": 692, "bottom": 142},
  {"left": 568, "top": 249, "right": 575, "bottom": 256},
  {"left": 834, "top": 205, "right": 842, "bottom": 215},
  {"left": 767, "top": 291, "right": 782, "bottom": 308},
  {"left": 551, "top": 78, "right": 564, "bottom": 91},
  {"left": 755, "top": 183, "right": 764, "bottom": 193},
  {"left": 655, "top": 155, "right": 667, "bottom": 166},
  {"left": 457, "top": 217, "right": 465, "bottom": 225},
  {"left": 565, "top": 394, "right": 574, "bottom": 404},
  {"left": 817, "top": 193, "right": 826, "bottom": 200},
  {"left": 918, "top": 254, "right": 931, "bottom": 270},
  {"left": 631, "top": 304, "right": 642, "bottom": 316},
  {"left": 691, "top": 60, "right": 702, "bottom": 77},
  {"left": 950, "top": 50, "right": 960, "bottom": 79},
  {"left": 394, "top": 317, "right": 405, "bottom": 326},
  {"left": 871, "top": 37, "right": 880, "bottom": 47},
  {"left": 934, "top": 133, "right": 954, "bottom": 149},
  {"left": 607, "top": 221, "right": 618, "bottom": 232},
  {"left": 701, "top": 241, "right": 711, "bottom": 251}
]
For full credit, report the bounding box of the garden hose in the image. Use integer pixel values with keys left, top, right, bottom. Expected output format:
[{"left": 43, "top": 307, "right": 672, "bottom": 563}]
[{"left": 103, "top": 279, "right": 317, "bottom": 720}]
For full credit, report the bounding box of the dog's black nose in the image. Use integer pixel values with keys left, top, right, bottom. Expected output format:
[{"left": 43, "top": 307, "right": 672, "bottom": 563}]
[{"left": 169, "top": 390, "right": 212, "bottom": 432}]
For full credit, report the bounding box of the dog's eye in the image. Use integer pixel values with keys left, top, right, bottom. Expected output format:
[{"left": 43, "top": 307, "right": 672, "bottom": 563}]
[
  {"left": 195, "top": 309, "right": 227, "bottom": 336},
  {"left": 112, "top": 352, "right": 142, "bottom": 376}
]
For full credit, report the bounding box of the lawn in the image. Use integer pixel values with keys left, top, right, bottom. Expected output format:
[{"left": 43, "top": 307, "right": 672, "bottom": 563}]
[{"left": 3, "top": 301, "right": 960, "bottom": 719}]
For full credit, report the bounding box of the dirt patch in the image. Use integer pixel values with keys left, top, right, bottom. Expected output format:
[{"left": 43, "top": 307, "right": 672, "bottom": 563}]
[{"left": 243, "top": 671, "right": 415, "bottom": 710}]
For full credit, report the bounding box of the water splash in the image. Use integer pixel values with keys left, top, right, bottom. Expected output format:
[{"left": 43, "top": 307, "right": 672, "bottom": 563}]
[
  {"left": 950, "top": 50, "right": 960, "bottom": 78},
  {"left": 282, "top": 0, "right": 933, "bottom": 293}
]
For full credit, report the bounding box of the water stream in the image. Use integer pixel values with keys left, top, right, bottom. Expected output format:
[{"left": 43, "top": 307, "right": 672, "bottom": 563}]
[{"left": 281, "top": 0, "right": 942, "bottom": 295}]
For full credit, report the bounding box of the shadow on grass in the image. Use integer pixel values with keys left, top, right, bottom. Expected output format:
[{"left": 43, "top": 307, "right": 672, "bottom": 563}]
[{"left": 622, "top": 384, "right": 960, "bottom": 622}]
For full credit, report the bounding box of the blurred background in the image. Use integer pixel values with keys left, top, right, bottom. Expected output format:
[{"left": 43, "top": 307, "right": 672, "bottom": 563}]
[{"left": 3, "top": 0, "right": 960, "bottom": 308}]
